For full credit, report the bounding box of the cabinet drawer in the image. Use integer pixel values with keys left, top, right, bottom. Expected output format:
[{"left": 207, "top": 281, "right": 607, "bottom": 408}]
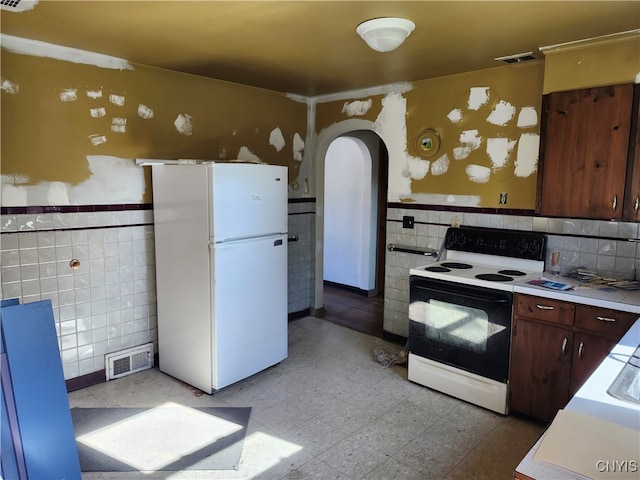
[
  {"left": 574, "top": 305, "right": 638, "bottom": 339},
  {"left": 514, "top": 294, "right": 575, "bottom": 326}
]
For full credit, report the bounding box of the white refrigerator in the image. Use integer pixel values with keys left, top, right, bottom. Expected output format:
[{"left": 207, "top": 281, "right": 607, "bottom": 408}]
[{"left": 152, "top": 162, "right": 288, "bottom": 393}]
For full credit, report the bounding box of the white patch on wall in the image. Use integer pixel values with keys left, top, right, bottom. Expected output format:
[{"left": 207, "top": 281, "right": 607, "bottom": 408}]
[
  {"left": 109, "top": 94, "right": 125, "bottom": 107},
  {"left": 90, "top": 107, "right": 106, "bottom": 118},
  {"left": 453, "top": 129, "right": 482, "bottom": 160},
  {"left": 88, "top": 134, "right": 107, "bottom": 146},
  {"left": 486, "top": 138, "right": 517, "bottom": 171},
  {"left": 517, "top": 106, "right": 538, "bottom": 128},
  {"left": 111, "top": 117, "right": 127, "bottom": 133},
  {"left": 514, "top": 133, "right": 539, "bottom": 178},
  {"left": 137, "top": 104, "right": 154, "bottom": 119},
  {"left": 60, "top": 88, "right": 78, "bottom": 102},
  {"left": 341, "top": 99, "right": 373, "bottom": 116},
  {"left": 406, "top": 157, "right": 430, "bottom": 180},
  {"left": 236, "top": 146, "right": 262, "bottom": 163},
  {"left": 409, "top": 192, "right": 481, "bottom": 207},
  {"left": 293, "top": 132, "right": 305, "bottom": 162},
  {"left": 86, "top": 89, "right": 103, "bottom": 99},
  {"left": 447, "top": 109, "right": 462, "bottom": 123},
  {"left": 174, "top": 114, "right": 193, "bottom": 136},
  {"left": 65, "top": 156, "right": 144, "bottom": 204},
  {"left": 46, "top": 181, "right": 70, "bottom": 205},
  {"left": 374, "top": 92, "right": 411, "bottom": 201},
  {"left": 0, "top": 34, "right": 134, "bottom": 71},
  {"left": 487, "top": 100, "right": 516, "bottom": 126},
  {"left": 2, "top": 184, "right": 28, "bottom": 206},
  {"left": 269, "top": 127, "right": 286, "bottom": 152},
  {"left": 1, "top": 78, "right": 19, "bottom": 94},
  {"left": 430, "top": 153, "right": 450, "bottom": 176},
  {"left": 468, "top": 87, "right": 489, "bottom": 110},
  {"left": 465, "top": 164, "right": 491, "bottom": 183}
]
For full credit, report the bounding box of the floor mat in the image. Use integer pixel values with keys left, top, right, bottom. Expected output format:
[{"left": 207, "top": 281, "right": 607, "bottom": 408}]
[{"left": 71, "top": 405, "right": 251, "bottom": 472}]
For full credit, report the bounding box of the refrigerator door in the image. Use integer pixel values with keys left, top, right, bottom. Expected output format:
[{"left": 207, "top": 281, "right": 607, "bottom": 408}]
[
  {"left": 212, "top": 233, "right": 288, "bottom": 389},
  {"left": 209, "top": 163, "right": 288, "bottom": 242}
]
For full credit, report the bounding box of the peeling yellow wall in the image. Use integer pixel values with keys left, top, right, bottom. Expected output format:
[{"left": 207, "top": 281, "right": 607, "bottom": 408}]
[
  {"left": 315, "top": 63, "right": 544, "bottom": 209},
  {"left": 542, "top": 32, "right": 640, "bottom": 94},
  {"left": 1, "top": 50, "right": 307, "bottom": 205}
]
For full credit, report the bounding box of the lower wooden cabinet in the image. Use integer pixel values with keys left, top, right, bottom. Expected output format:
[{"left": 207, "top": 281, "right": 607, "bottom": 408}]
[
  {"left": 569, "top": 332, "right": 617, "bottom": 397},
  {"left": 509, "top": 318, "right": 571, "bottom": 422},
  {"left": 509, "top": 294, "right": 637, "bottom": 422}
]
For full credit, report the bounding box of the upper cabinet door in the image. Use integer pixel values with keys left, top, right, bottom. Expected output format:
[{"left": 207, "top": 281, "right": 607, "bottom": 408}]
[
  {"left": 537, "top": 84, "right": 634, "bottom": 219},
  {"left": 623, "top": 85, "right": 640, "bottom": 222}
]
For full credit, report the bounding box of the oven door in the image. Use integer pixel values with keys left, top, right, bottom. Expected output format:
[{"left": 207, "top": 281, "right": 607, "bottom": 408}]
[{"left": 408, "top": 276, "right": 513, "bottom": 383}]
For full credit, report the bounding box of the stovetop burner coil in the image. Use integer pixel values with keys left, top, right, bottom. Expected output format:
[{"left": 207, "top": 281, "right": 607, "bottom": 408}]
[
  {"left": 425, "top": 266, "right": 451, "bottom": 273},
  {"left": 475, "top": 273, "right": 514, "bottom": 282},
  {"left": 497, "top": 269, "right": 526, "bottom": 277},
  {"left": 440, "top": 262, "right": 473, "bottom": 269}
]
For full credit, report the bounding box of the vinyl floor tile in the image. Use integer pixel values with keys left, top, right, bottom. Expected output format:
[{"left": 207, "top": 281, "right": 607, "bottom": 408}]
[{"left": 71, "top": 309, "right": 544, "bottom": 480}]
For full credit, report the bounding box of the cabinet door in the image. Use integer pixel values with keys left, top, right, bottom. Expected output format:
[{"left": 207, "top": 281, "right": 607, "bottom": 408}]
[
  {"left": 624, "top": 84, "right": 640, "bottom": 221},
  {"left": 509, "top": 318, "right": 572, "bottom": 422},
  {"left": 570, "top": 332, "right": 617, "bottom": 397},
  {"left": 538, "top": 84, "right": 634, "bottom": 219}
]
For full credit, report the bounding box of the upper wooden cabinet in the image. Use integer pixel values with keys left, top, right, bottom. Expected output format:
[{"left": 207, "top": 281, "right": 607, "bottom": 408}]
[
  {"left": 624, "top": 85, "right": 640, "bottom": 222},
  {"left": 536, "top": 83, "right": 638, "bottom": 220}
]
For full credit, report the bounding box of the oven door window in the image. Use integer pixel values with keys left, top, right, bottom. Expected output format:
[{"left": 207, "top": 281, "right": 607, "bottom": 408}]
[
  {"left": 425, "top": 300, "right": 489, "bottom": 354},
  {"left": 408, "top": 277, "right": 513, "bottom": 382}
]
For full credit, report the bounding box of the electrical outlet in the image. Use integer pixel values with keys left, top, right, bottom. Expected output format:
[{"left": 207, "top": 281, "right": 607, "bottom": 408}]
[
  {"left": 499, "top": 192, "right": 508, "bottom": 205},
  {"left": 451, "top": 218, "right": 460, "bottom": 228},
  {"left": 402, "top": 216, "right": 414, "bottom": 229}
]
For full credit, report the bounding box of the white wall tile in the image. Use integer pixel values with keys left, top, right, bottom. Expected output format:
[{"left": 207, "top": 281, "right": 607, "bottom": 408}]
[{"left": 2, "top": 215, "right": 18, "bottom": 232}]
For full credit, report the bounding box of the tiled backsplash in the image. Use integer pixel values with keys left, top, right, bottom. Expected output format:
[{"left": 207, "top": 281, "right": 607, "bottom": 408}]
[
  {"left": 1, "top": 202, "right": 317, "bottom": 381},
  {"left": 384, "top": 208, "right": 640, "bottom": 338},
  {"left": 4, "top": 201, "right": 636, "bottom": 378}
]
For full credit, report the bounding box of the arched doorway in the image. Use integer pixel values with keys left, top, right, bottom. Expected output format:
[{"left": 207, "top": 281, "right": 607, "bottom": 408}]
[{"left": 315, "top": 124, "right": 388, "bottom": 335}]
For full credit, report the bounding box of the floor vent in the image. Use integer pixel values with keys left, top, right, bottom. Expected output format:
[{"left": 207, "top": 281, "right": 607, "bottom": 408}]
[{"left": 105, "top": 343, "right": 154, "bottom": 381}]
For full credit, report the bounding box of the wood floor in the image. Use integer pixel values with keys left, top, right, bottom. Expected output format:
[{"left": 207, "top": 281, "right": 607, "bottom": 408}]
[{"left": 322, "top": 283, "right": 384, "bottom": 337}]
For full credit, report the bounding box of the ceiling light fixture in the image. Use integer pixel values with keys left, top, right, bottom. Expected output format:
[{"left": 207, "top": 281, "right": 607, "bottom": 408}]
[{"left": 356, "top": 17, "right": 415, "bottom": 53}]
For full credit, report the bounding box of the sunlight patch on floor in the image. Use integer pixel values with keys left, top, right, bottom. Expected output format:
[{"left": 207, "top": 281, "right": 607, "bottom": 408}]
[{"left": 76, "top": 401, "right": 243, "bottom": 471}]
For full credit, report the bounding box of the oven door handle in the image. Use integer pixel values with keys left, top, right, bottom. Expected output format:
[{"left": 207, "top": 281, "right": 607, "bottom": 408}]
[{"left": 413, "top": 285, "right": 511, "bottom": 304}]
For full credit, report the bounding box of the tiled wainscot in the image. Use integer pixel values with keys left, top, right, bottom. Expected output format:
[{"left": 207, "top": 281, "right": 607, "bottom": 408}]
[{"left": 1, "top": 201, "right": 317, "bottom": 383}]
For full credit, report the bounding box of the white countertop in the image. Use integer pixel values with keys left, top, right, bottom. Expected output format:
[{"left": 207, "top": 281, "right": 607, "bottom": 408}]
[
  {"left": 515, "top": 318, "right": 640, "bottom": 479},
  {"left": 514, "top": 272, "right": 640, "bottom": 314}
]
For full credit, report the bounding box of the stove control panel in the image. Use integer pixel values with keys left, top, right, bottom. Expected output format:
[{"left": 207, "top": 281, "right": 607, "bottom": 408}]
[{"left": 444, "top": 227, "right": 546, "bottom": 261}]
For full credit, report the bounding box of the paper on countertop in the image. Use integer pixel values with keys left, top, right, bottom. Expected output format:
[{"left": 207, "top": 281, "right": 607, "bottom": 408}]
[
  {"left": 528, "top": 277, "right": 575, "bottom": 291},
  {"left": 534, "top": 409, "right": 640, "bottom": 480}
]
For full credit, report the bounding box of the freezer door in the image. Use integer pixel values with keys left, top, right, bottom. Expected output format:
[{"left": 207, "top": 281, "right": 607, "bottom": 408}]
[
  {"left": 209, "top": 163, "right": 288, "bottom": 241},
  {"left": 212, "top": 234, "right": 288, "bottom": 389}
]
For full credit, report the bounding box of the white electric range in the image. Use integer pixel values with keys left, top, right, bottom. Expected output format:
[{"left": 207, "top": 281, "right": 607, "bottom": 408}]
[{"left": 407, "top": 226, "right": 547, "bottom": 414}]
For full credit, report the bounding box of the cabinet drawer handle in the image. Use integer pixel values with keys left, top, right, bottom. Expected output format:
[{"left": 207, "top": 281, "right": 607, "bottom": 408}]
[
  {"left": 562, "top": 337, "right": 568, "bottom": 356},
  {"left": 578, "top": 341, "right": 584, "bottom": 359},
  {"left": 635, "top": 195, "right": 640, "bottom": 214},
  {"left": 536, "top": 304, "right": 554, "bottom": 310},
  {"left": 612, "top": 194, "right": 618, "bottom": 211},
  {"left": 596, "top": 316, "right": 616, "bottom": 323}
]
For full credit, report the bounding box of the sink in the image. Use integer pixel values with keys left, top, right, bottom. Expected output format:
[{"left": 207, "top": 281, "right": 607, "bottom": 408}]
[{"left": 607, "top": 345, "right": 640, "bottom": 405}]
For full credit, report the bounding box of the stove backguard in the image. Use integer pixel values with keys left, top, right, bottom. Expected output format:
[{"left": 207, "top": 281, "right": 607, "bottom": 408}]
[{"left": 443, "top": 227, "right": 546, "bottom": 262}]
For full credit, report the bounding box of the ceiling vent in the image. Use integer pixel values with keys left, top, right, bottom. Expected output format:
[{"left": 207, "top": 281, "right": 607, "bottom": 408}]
[
  {"left": 0, "top": 0, "right": 38, "bottom": 12},
  {"left": 494, "top": 51, "right": 540, "bottom": 64}
]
